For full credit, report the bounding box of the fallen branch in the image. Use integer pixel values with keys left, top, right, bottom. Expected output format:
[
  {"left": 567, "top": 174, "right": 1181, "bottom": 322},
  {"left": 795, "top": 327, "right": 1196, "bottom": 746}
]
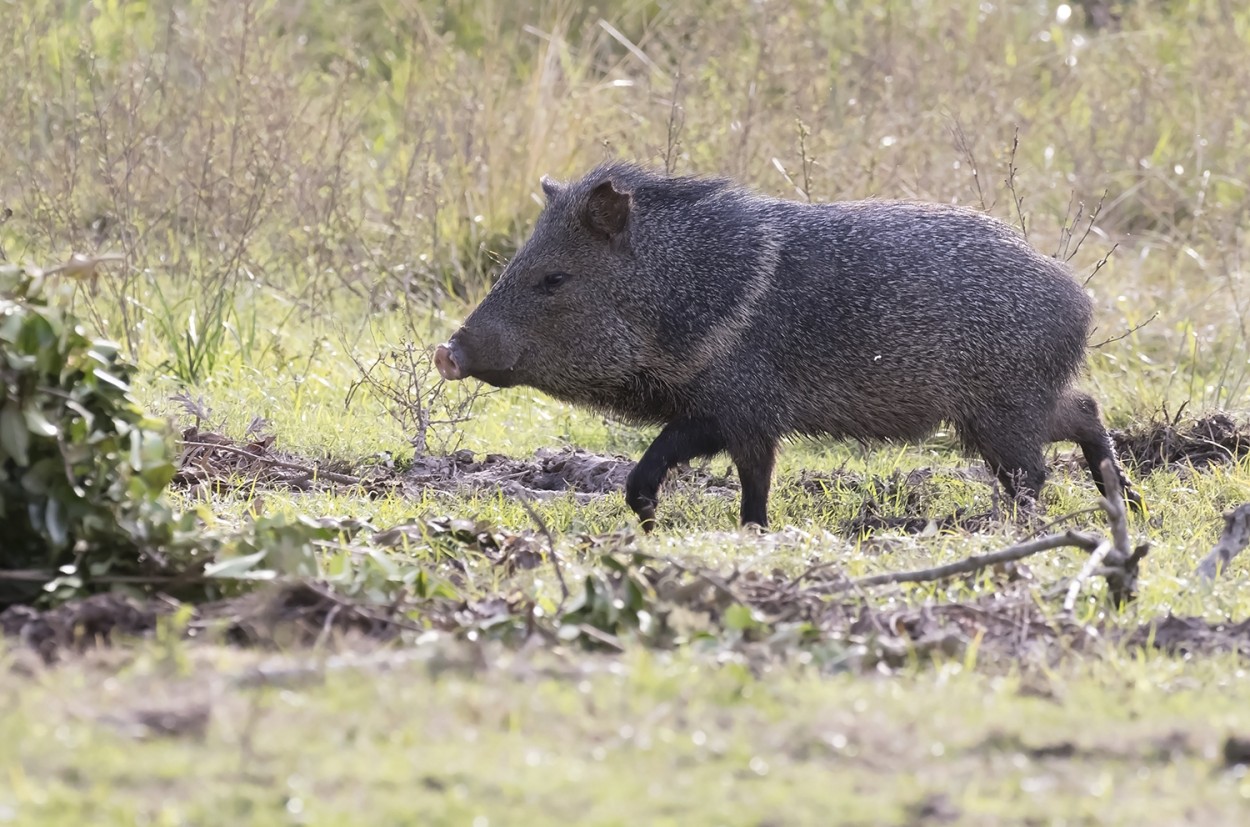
[
  {"left": 1195, "top": 504, "right": 1250, "bottom": 581},
  {"left": 825, "top": 530, "right": 1102, "bottom": 593},
  {"left": 1090, "top": 311, "right": 1159, "bottom": 349},
  {"left": 804, "top": 460, "right": 1147, "bottom": 607}
]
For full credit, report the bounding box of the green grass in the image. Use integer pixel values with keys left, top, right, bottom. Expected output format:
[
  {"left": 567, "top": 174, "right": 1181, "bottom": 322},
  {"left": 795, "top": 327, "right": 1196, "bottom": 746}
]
[
  {"left": 4, "top": 644, "right": 1250, "bottom": 826},
  {"left": 5, "top": 0, "right": 1250, "bottom": 823}
]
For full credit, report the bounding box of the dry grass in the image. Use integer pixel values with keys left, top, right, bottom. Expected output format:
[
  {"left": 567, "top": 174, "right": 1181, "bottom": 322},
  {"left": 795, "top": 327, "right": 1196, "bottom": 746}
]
[{"left": 1, "top": 0, "right": 1248, "bottom": 412}]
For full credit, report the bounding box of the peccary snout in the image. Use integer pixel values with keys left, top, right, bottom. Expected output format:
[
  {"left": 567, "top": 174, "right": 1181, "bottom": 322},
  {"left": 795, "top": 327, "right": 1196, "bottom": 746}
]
[
  {"left": 433, "top": 341, "right": 464, "bottom": 381},
  {"left": 434, "top": 328, "right": 519, "bottom": 387}
]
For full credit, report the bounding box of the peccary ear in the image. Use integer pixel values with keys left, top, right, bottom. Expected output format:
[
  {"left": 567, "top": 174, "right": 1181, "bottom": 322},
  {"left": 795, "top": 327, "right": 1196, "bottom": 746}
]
[
  {"left": 583, "top": 179, "right": 631, "bottom": 241},
  {"left": 540, "top": 175, "right": 563, "bottom": 201}
]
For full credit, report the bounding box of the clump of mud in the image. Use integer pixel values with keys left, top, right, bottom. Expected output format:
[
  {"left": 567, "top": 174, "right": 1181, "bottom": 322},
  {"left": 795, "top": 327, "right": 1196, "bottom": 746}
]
[{"left": 1112, "top": 413, "right": 1250, "bottom": 475}]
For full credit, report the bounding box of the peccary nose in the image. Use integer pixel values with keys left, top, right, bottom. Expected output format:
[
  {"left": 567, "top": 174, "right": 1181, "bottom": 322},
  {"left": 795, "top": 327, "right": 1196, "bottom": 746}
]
[{"left": 434, "top": 341, "right": 464, "bottom": 381}]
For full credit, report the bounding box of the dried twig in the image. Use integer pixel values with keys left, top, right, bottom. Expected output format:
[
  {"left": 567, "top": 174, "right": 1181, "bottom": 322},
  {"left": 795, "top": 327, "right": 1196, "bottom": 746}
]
[
  {"left": 796, "top": 118, "right": 815, "bottom": 203},
  {"left": 1195, "top": 504, "right": 1250, "bottom": 581},
  {"left": 1060, "top": 188, "right": 1109, "bottom": 263},
  {"left": 1091, "top": 312, "right": 1159, "bottom": 349},
  {"left": 1056, "top": 190, "right": 1081, "bottom": 260},
  {"left": 1063, "top": 538, "right": 1113, "bottom": 613},
  {"left": 823, "top": 530, "right": 1103, "bottom": 593},
  {"left": 1084, "top": 242, "right": 1118, "bottom": 286},
  {"left": 1005, "top": 128, "right": 1028, "bottom": 241},
  {"left": 663, "top": 66, "right": 685, "bottom": 175},
  {"left": 344, "top": 342, "right": 485, "bottom": 456},
  {"left": 948, "top": 117, "right": 989, "bottom": 211}
]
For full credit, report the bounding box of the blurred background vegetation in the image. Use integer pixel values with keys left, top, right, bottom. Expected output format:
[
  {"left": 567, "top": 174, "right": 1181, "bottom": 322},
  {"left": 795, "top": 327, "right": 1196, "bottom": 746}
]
[{"left": 1, "top": 0, "right": 1248, "bottom": 423}]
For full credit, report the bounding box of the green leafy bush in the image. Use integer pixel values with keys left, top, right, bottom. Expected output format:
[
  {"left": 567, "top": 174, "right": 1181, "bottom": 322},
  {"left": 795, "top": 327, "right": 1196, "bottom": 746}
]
[
  {"left": 0, "top": 261, "right": 182, "bottom": 603},
  {"left": 0, "top": 261, "right": 427, "bottom": 609}
]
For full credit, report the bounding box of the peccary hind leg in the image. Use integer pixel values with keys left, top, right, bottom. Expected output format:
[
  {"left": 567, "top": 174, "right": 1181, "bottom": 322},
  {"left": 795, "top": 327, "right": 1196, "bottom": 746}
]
[
  {"left": 1048, "top": 389, "right": 1143, "bottom": 512},
  {"left": 626, "top": 418, "right": 725, "bottom": 532}
]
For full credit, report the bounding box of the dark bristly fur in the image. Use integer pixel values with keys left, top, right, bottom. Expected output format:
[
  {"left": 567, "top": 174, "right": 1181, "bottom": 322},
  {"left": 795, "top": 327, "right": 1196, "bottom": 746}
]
[{"left": 434, "top": 162, "right": 1141, "bottom": 530}]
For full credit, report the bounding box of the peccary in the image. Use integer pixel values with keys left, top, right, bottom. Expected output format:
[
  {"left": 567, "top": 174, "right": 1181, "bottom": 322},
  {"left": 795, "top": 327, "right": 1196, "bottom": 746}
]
[{"left": 434, "top": 162, "right": 1140, "bottom": 530}]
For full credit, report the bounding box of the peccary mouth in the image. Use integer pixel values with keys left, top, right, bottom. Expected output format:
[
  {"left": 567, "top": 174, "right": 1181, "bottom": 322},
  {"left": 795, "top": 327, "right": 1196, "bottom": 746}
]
[{"left": 434, "top": 340, "right": 519, "bottom": 387}]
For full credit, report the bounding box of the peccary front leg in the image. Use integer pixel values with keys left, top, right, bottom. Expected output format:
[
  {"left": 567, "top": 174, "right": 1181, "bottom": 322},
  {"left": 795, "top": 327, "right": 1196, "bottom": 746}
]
[
  {"left": 729, "top": 438, "right": 777, "bottom": 529},
  {"left": 625, "top": 419, "right": 725, "bottom": 532},
  {"left": 958, "top": 412, "right": 1047, "bottom": 512}
]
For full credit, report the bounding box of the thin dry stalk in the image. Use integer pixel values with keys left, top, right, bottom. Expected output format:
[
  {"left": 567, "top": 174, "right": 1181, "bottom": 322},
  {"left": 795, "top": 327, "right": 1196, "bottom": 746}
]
[
  {"left": 1091, "top": 312, "right": 1160, "bottom": 349},
  {"left": 663, "top": 67, "right": 685, "bottom": 175},
  {"left": 948, "top": 117, "right": 989, "bottom": 212},
  {"left": 344, "top": 342, "right": 484, "bottom": 456},
  {"left": 516, "top": 496, "right": 570, "bottom": 611},
  {"left": 1005, "top": 129, "right": 1028, "bottom": 242}
]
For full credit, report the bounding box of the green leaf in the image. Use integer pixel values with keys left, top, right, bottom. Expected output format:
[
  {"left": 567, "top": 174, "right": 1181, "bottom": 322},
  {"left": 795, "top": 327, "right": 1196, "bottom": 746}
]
[
  {"left": 0, "top": 310, "right": 22, "bottom": 343},
  {"left": 203, "top": 549, "right": 276, "bottom": 580},
  {"left": 24, "top": 405, "right": 59, "bottom": 438},
  {"left": 92, "top": 368, "right": 130, "bottom": 393},
  {"left": 0, "top": 403, "right": 30, "bottom": 465},
  {"left": 20, "top": 458, "right": 61, "bottom": 496},
  {"left": 45, "top": 497, "right": 69, "bottom": 549}
]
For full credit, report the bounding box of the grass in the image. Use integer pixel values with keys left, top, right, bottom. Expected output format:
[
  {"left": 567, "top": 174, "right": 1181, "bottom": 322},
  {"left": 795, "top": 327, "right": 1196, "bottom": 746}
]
[
  {"left": 5, "top": 644, "right": 1250, "bottom": 825},
  {"left": 4, "top": 0, "right": 1250, "bottom": 823}
]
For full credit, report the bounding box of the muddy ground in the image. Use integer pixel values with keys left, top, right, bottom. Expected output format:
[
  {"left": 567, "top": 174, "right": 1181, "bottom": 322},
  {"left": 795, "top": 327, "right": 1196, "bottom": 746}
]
[
  {"left": 175, "top": 413, "right": 1250, "bottom": 527},
  {"left": 4, "top": 414, "right": 1249, "bottom": 665}
]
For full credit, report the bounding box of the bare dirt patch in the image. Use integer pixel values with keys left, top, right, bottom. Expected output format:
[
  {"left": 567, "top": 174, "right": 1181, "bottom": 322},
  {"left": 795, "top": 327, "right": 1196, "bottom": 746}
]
[
  {"left": 168, "top": 414, "right": 1250, "bottom": 534},
  {"left": 404, "top": 447, "right": 730, "bottom": 501}
]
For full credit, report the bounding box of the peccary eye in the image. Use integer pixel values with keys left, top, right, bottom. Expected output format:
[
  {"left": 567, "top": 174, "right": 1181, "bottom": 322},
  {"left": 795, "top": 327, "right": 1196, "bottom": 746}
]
[{"left": 541, "top": 272, "right": 569, "bottom": 291}]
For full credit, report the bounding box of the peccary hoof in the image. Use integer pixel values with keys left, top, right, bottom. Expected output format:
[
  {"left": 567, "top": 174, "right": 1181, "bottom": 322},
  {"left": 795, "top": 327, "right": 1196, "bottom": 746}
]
[
  {"left": 628, "top": 498, "right": 658, "bottom": 532},
  {"left": 624, "top": 479, "right": 659, "bottom": 532},
  {"left": 636, "top": 506, "right": 657, "bottom": 534},
  {"left": 1123, "top": 485, "right": 1146, "bottom": 515}
]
